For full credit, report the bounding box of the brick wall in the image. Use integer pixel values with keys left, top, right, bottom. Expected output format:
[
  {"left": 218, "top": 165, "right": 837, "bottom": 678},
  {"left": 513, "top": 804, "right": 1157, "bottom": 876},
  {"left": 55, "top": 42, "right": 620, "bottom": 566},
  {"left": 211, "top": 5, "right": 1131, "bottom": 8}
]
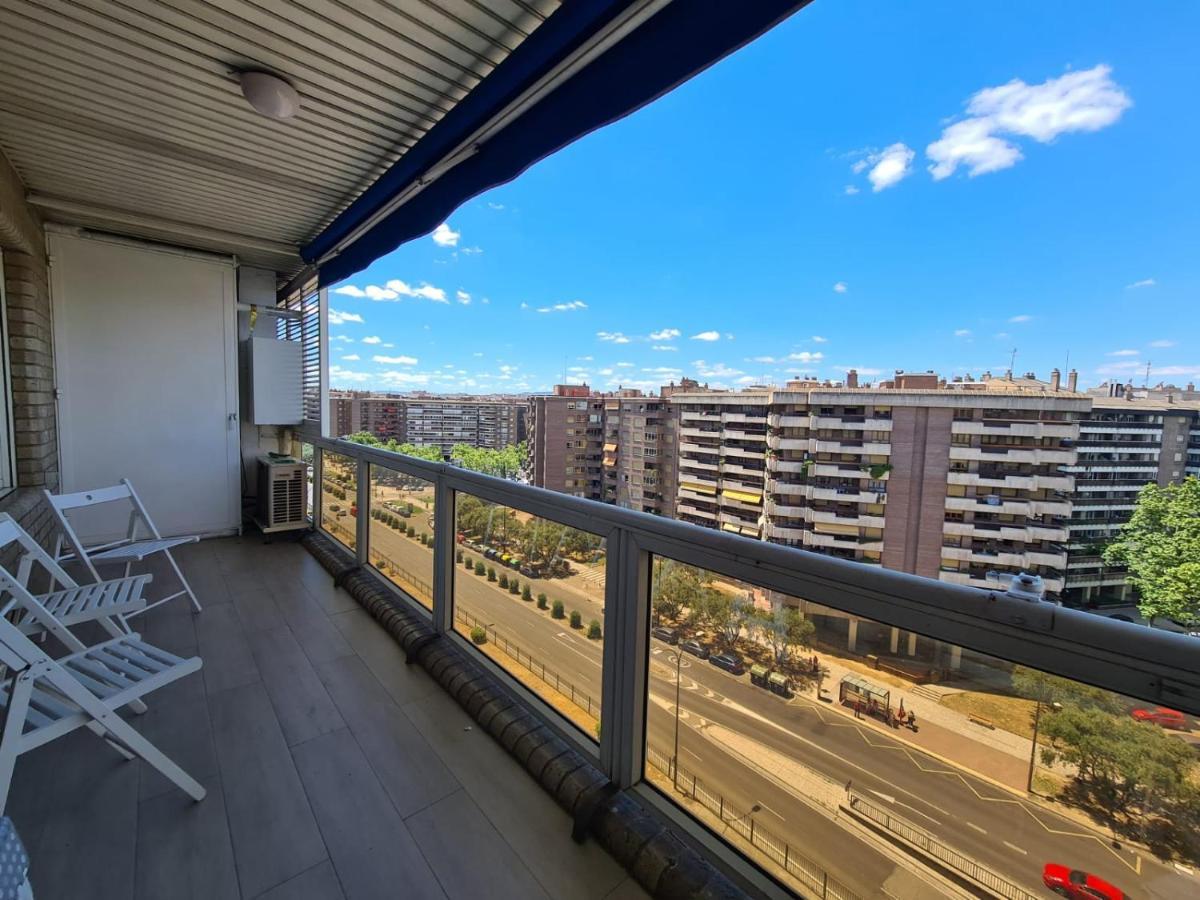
[{"left": 1, "top": 150, "right": 60, "bottom": 548}]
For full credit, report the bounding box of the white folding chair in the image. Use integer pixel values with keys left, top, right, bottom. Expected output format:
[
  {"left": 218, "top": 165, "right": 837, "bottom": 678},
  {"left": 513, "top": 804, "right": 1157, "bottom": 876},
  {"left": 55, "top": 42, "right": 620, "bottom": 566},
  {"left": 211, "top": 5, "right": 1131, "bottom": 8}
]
[
  {"left": 0, "top": 613, "right": 206, "bottom": 814},
  {"left": 0, "top": 513, "right": 149, "bottom": 648},
  {"left": 43, "top": 479, "right": 202, "bottom": 617}
]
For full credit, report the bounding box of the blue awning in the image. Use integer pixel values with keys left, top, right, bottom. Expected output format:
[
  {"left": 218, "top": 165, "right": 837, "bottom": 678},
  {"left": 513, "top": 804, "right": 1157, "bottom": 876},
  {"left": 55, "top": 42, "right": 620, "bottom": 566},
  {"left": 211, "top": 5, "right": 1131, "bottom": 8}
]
[{"left": 305, "top": 0, "right": 809, "bottom": 286}]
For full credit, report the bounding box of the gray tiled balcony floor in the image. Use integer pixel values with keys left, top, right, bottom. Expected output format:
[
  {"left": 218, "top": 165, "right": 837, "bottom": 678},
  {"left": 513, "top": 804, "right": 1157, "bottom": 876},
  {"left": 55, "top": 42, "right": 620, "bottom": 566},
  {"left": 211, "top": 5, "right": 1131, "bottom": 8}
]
[{"left": 7, "top": 536, "right": 647, "bottom": 900}]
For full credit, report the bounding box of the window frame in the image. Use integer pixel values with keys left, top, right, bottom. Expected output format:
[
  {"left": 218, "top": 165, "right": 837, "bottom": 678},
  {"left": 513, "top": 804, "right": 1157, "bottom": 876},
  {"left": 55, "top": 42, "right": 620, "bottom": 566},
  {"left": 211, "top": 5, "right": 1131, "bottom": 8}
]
[{"left": 0, "top": 252, "right": 17, "bottom": 498}]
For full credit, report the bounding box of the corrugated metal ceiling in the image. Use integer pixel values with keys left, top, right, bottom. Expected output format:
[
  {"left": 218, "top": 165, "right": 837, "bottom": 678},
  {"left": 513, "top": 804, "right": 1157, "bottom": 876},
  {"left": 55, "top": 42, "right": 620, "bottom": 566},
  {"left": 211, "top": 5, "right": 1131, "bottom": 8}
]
[{"left": 0, "top": 0, "right": 559, "bottom": 275}]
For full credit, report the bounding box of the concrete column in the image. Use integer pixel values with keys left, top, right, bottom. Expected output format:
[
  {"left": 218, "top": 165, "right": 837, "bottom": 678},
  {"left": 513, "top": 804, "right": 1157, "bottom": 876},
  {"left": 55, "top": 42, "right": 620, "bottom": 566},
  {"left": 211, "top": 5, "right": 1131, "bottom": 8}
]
[
  {"left": 847, "top": 618, "right": 859, "bottom": 653},
  {"left": 950, "top": 644, "right": 962, "bottom": 670},
  {"left": 889, "top": 627, "right": 899, "bottom": 654},
  {"left": 907, "top": 632, "right": 917, "bottom": 657}
]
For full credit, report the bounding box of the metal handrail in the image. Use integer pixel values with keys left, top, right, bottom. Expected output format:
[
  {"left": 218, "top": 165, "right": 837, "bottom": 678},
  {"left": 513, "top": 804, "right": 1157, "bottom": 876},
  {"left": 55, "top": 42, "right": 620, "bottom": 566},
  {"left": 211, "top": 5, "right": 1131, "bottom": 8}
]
[{"left": 306, "top": 433, "right": 1199, "bottom": 716}]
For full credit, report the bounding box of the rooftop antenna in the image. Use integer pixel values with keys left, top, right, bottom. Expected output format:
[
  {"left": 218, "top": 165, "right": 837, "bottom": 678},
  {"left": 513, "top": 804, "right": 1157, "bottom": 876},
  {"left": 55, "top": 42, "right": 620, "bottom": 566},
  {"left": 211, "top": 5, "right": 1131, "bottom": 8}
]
[
  {"left": 1009, "top": 347, "right": 1017, "bottom": 375},
  {"left": 1144, "top": 361, "right": 1151, "bottom": 389}
]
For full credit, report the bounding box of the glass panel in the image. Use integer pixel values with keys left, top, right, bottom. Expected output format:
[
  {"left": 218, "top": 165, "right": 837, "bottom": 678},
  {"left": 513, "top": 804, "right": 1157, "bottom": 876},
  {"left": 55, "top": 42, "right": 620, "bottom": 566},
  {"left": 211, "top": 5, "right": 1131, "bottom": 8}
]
[
  {"left": 366, "top": 464, "right": 435, "bottom": 609},
  {"left": 319, "top": 450, "right": 357, "bottom": 551},
  {"left": 644, "top": 556, "right": 1196, "bottom": 899},
  {"left": 453, "top": 491, "right": 605, "bottom": 739}
]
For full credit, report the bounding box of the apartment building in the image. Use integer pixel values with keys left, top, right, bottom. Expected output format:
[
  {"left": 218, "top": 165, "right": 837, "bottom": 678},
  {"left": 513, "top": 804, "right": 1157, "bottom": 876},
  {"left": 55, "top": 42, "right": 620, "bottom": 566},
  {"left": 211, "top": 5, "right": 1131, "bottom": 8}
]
[
  {"left": 602, "top": 393, "right": 680, "bottom": 517},
  {"left": 328, "top": 391, "right": 525, "bottom": 452},
  {"left": 671, "top": 369, "right": 1089, "bottom": 601},
  {"left": 1063, "top": 383, "right": 1200, "bottom": 606},
  {"left": 528, "top": 385, "right": 606, "bottom": 499}
]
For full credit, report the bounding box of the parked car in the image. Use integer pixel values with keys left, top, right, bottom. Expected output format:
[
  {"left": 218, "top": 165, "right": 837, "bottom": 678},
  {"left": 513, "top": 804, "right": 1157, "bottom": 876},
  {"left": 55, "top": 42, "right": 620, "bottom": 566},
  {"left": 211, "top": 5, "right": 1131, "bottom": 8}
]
[
  {"left": 650, "top": 626, "right": 679, "bottom": 645},
  {"left": 680, "top": 639, "right": 709, "bottom": 659},
  {"left": 709, "top": 653, "right": 745, "bottom": 676},
  {"left": 1130, "top": 707, "right": 1188, "bottom": 730},
  {"left": 1042, "top": 864, "right": 1128, "bottom": 900}
]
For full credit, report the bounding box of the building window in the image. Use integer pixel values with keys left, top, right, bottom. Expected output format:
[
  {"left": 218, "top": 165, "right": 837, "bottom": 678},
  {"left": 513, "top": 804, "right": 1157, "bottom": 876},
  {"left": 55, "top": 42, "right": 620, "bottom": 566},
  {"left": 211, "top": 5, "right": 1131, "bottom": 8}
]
[{"left": 0, "top": 253, "right": 15, "bottom": 497}]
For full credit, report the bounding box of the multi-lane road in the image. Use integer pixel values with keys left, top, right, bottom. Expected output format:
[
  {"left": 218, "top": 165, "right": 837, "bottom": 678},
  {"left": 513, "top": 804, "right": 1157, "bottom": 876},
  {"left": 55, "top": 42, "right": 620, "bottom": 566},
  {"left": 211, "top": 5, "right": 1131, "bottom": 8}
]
[{"left": 360, "top": 518, "right": 1194, "bottom": 900}]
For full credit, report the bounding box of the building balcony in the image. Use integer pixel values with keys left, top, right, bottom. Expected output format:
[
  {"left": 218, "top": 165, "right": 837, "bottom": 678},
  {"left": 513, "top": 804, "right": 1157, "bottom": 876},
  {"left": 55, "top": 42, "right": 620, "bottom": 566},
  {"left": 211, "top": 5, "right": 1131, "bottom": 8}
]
[
  {"left": 766, "top": 434, "right": 810, "bottom": 451},
  {"left": 810, "top": 415, "right": 894, "bottom": 431},
  {"left": 808, "top": 486, "right": 885, "bottom": 504},
  {"left": 3, "top": 5, "right": 1198, "bottom": 898},
  {"left": 950, "top": 420, "right": 1077, "bottom": 439},
  {"left": 765, "top": 523, "right": 807, "bottom": 541},
  {"left": 766, "top": 413, "right": 811, "bottom": 428},
  {"left": 945, "top": 496, "right": 1031, "bottom": 516},
  {"left": 766, "top": 500, "right": 807, "bottom": 517},
  {"left": 808, "top": 508, "right": 886, "bottom": 529},
  {"left": 721, "top": 444, "right": 767, "bottom": 461}
]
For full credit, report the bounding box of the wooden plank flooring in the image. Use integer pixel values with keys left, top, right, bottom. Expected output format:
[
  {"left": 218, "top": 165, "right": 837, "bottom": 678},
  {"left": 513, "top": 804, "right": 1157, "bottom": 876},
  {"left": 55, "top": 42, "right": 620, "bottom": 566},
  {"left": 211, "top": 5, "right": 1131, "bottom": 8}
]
[{"left": 5, "top": 535, "right": 646, "bottom": 900}]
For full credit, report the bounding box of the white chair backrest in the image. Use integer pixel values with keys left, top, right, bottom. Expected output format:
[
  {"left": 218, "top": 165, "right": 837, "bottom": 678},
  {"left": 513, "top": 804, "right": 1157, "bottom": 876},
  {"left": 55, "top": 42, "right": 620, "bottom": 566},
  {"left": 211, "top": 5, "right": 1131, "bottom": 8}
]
[
  {"left": 0, "top": 514, "right": 77, "bottom": 594},
  {"left": 43, "top": 483, "right": 135, "bottom": 512},
  {"left": 44, "top": 479, "right": 165, "bottom": 578}
]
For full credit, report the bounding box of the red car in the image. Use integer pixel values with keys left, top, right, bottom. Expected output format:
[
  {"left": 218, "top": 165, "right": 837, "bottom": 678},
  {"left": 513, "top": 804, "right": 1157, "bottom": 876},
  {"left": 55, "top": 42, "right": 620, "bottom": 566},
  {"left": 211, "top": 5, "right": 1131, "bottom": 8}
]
[
  {"left": 1130, "top": 707, "right": 1188, "bottom": 730},
  {"left": 1042, "top": 864, "right": 1128, "bottom": 899}
]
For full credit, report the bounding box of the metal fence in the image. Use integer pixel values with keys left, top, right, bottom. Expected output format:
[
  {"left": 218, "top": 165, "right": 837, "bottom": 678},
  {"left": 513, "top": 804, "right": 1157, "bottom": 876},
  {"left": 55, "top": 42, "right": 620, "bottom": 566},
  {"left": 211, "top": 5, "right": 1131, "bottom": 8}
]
[
  {"left": 644, "top": 744, "right": 862, "bottom": 900},
  {"left": 304, "top": 435, "right": 1199, "bottom": 899},
  {"left": 847, "top": 793, "right": 1040, "bottom": 900}
]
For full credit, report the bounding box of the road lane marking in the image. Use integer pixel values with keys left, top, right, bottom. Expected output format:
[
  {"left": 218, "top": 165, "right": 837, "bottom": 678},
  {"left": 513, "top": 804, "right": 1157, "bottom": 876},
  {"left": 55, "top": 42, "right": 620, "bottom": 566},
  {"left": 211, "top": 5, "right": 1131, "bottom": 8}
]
[
  {"left": 683, "top": 747, "right": 704, "bottom": 761},
  {"left": 758, "top": 802, "right": 786, "bottom": 822},
  {"left": 1002, "top": 841, "right": 1027, "bottom": 856},
  {"left": 966, "top": 822, "right": 987, "bottom": 834}
]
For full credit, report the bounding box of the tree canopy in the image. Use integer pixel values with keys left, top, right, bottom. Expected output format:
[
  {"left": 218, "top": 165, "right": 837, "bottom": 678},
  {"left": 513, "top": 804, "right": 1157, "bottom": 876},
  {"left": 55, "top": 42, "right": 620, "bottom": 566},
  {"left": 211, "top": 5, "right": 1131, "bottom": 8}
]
[
  {"left": 450, "top": 442, "right": 526, "bottom": 479},
  {"left": 343, "top": 432, "right": 444, "bottom": 462},
  {"left": 1103, "top": 476, "right": 1200, "bottom": 625}
]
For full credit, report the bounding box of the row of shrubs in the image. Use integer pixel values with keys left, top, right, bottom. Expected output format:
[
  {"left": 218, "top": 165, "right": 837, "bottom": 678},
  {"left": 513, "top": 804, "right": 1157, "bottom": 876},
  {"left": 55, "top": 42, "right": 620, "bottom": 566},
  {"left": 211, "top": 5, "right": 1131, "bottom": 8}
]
[
  {"left": 371, "top": 508, "right": 436, "bottom": 546},
  {"left": 457, "top": 548, "right": 601, "bottom": 640}
]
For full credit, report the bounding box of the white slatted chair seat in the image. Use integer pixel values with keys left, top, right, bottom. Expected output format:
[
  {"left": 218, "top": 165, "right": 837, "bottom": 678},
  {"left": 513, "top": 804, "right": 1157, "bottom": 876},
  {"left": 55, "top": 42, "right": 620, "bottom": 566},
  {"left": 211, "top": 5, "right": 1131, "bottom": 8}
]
[
  {"left": 43, "top": 480, "right": 203, "bottom": 617},
  {"left": 22, "top": 575, "right": 151, "bottom": 633},
  {"left": 0, "top": 619, "right": 206, "bottom": 811},
  {"left": 84, "top": 536, "right": 198, "bottom": 564}
]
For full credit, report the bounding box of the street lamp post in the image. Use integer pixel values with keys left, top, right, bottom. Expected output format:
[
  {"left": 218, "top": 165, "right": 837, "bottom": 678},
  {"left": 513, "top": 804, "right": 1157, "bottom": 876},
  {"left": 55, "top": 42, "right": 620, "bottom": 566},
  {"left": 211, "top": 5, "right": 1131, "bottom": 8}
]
[
  {"left": 1027, "top": 699, "right": 1062, "bottom": 793},
  {"left": 670, "top": 649, "right": 683, "bottom": 791}
]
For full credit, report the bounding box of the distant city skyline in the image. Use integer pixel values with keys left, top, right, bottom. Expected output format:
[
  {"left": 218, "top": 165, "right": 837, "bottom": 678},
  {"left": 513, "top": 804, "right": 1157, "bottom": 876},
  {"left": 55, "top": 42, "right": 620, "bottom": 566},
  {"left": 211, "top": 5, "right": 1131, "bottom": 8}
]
[{"left": 324, "top": 1, "right": 1197, "bottom": 396}]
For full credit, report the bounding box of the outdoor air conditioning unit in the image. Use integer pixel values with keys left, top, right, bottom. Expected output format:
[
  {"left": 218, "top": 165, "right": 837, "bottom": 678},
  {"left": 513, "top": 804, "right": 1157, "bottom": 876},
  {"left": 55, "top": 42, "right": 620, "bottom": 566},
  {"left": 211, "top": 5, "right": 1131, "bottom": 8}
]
[{"left": 255, "top": 457, "right": 308, "bottom": 533}]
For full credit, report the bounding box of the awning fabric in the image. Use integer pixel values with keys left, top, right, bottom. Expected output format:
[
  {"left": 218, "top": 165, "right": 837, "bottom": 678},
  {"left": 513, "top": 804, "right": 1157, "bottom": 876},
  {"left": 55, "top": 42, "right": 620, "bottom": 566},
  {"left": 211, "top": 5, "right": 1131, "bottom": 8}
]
[
  {"left": 307, "top": 0, "right": 811, "bottom": 285},
  {"left": 603, "top": 443, "right": 618, "bottom": 452},
  {"left": 722, "top": 489, "right": 762, "bottom": 504},
  {"left": 681, "top": 481, "right": 716, "bottom": 495}
]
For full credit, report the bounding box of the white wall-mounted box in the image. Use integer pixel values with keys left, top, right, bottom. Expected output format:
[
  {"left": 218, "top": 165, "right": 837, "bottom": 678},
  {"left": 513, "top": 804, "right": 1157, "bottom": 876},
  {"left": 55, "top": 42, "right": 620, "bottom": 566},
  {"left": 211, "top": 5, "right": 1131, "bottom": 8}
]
[{"left": 248, "top": 336, "right": 303, "bottom": 425}]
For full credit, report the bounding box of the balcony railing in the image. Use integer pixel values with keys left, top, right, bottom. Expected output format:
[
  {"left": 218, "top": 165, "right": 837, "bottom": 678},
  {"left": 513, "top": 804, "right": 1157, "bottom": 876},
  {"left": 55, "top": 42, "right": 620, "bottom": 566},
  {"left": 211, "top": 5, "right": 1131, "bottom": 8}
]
[{"left": 306, "top": 435, "right": 1200, "bottom": 900}]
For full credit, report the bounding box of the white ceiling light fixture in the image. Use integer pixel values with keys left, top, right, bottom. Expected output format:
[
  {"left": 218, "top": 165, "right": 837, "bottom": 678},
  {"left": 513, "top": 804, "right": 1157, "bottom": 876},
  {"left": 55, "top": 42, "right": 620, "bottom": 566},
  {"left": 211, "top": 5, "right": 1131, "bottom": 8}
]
[{"left": 238, "top": 70, "right": 301, "bottom": 119}]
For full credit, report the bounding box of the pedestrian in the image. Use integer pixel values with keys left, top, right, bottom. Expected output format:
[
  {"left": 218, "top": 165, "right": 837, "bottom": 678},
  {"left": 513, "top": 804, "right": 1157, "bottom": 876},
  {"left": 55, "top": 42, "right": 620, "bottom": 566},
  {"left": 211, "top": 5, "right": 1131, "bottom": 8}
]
[
  {"left": 854, "top": 699, "right": 862, "bottom": 719},
  {"left": 898, "top": 699, "right": 905, "bottom": 719},
  {"left": 908, "top": 710, "right": 917, "bottom": 730}
]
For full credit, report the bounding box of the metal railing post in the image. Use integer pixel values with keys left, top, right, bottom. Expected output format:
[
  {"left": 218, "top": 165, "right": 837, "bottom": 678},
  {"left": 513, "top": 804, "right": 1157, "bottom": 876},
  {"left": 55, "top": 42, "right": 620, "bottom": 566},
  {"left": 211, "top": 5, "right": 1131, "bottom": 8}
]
[
  {"left": 355, "top": 456, "right": 369, "bottom": 565},
  {"left": 431, "top": 474, "right": 455, "bottom": 633},
  {"left": 599, "top": 526, "right": 649, "bottom": 788}
]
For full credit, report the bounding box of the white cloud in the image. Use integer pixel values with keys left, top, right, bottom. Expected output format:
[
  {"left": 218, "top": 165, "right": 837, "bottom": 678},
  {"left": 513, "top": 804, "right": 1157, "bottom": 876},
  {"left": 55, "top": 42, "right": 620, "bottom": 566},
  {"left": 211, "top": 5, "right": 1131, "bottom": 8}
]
[
  {"left": 844, "top": 185, "right": 860, "bottom": 195},
  {"left": 649, "top": 328, "right": 681, "bottom": 341},
  {"left": 616, "top": 362, "right": 635, "bottom": 368},
  {"left": 749, "top": 356, "right": 778, "bottom": 364},
  {"left": 332, "top": 285, "right": 366, "bottom": 298},
  {"left": 642, "top": 366, "right": 681, "bottom": 375},
  {"left": 456, "top": 290, "right": 471, "bottom": 305},
  {"left": 460, "top": 246, "right": 483, "bottom": 255},
  {"left": 833, "top": 282, "right": 847, "bottom": 294},
  {"left": 332, "top": 335, "right": 354, "bottom": 343},
  {"left": 693, "top": 361, "right": 743, "bottom": 379},
  {"left": 472, "top": 352, "right": 484, "bottom": 357},
  {"left": 597, "top": 368, "right": 614, "bottom": 377},
  {"left": 520, "top": 302, "right": 529, "bottom": 310},
  {"left": 927, "top": 65, "right": 1131, "bottom": 180},
  {"left": 1107, "top": 349, "right": 1139, "bottom": 357},
  {"left": 1008, "top": 314, "right": 1032, "bottom": 323},
  {"left": 994, "top": 332, "right": 1011, "bottom": 340},
  {"left": 1149, "top": 339, "right": 1176, "bottom": 348},
  {"left": 341, "top": 354, "right": 360, "bottom": 361},
  {"left": 597, "top": 331, "right": 631, "bottom": 343},
  {"left": 432, "top": 223, "right": 460, "bottom": 247},
  {"left": 365, "top": 284, "right": 399, "bottom": 301},
  {"left": 1126, "top": 278, "right": 1156, "bottom": 289},
  {"left": 378, "top": 370, "right": 432, "bottom": 387},
  {"left": 954, "top": 328, "right": 972, "bottom": 337},
  {"left": 537, "top": 300, "right": 587, "bottom": 313},
  {"left": 487, "top": 202, "right": 505, "bottom": 211},
  {"left": 835, "top": 366, "right": 884, "bottom": 376},
  {"left": 788, "top": 351, "right": 824, "bottom": 363},
  {"left": 372, "top": 355, "right": 417, "bottom": 365},
  {"left": 386, "top": 279, "right": 447, "bottom": 302},
  {"left": 851, "top": 159, "right": 869, "bottom": 174},
  {"left": 735, "top": 376, "right": 759, "bottom": 385},
  {"left": 651, "top": 345, "right": 678, "bottom": 352},
  {"left": 811, "top": 335, "right": 828, "bottom": 343},
  {"left": 328, "top": 308, "right": 363, "bottom": 325},
  {"left": 577, "top": 355, "right": 593, "bottom": 362},
  {"left": 866, "top": 143, "right": 915, "bottom": 192},
  {"left": 329, "top": 365, "right": 371, "bottom": 384},
  {"left": 362, "top": 336, "right": 382, "bottom": 344},
  {"left": 690, "top": 331, "right": 721, "bottom": 342}
]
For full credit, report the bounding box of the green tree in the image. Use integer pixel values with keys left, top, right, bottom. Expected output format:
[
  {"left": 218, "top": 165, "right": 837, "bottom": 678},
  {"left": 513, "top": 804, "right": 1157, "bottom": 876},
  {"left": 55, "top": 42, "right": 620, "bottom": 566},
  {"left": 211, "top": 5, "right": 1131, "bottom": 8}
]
[
  {"left": 569, "top": 610, "right": 582, "bottom": 629},
  {"left": 1104, "top": 476, "right": 1200, "bottom": 625},
  {"left": 551, "top": 599, "right": 565, "bottom": 619},
  {"left": 587, "top": 620, "right": 602, "bottom": 640},
  {"left": 522, "top": 584, "right": 533, "bottom": 602},
  {"left": 1012, "top": 666, "right": 1122, "bottom": 713},
  {"left": 751, "top": 606, "right": 816, "bottom": 666}
]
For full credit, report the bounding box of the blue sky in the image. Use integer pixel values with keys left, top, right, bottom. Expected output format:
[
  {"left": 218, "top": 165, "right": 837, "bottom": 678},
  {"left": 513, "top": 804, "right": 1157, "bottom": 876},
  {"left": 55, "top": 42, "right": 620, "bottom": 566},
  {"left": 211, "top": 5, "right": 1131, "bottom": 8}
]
[{"left": 327, "top": 1, "right": 1199, "bottom": 395}]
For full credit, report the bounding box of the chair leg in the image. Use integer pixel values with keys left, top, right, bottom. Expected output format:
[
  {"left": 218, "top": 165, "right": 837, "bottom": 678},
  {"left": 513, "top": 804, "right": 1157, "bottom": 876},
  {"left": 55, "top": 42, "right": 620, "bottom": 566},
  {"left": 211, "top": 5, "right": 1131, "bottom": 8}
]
[
  {"left": 0, "top": 670, "right": 35, "bottom": 814},
  {"left": 93, "top": 711, "right": 206, "bottom": 802},
  {"left": 164, "top": 550, "right": 203, "bottom": 614}
]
